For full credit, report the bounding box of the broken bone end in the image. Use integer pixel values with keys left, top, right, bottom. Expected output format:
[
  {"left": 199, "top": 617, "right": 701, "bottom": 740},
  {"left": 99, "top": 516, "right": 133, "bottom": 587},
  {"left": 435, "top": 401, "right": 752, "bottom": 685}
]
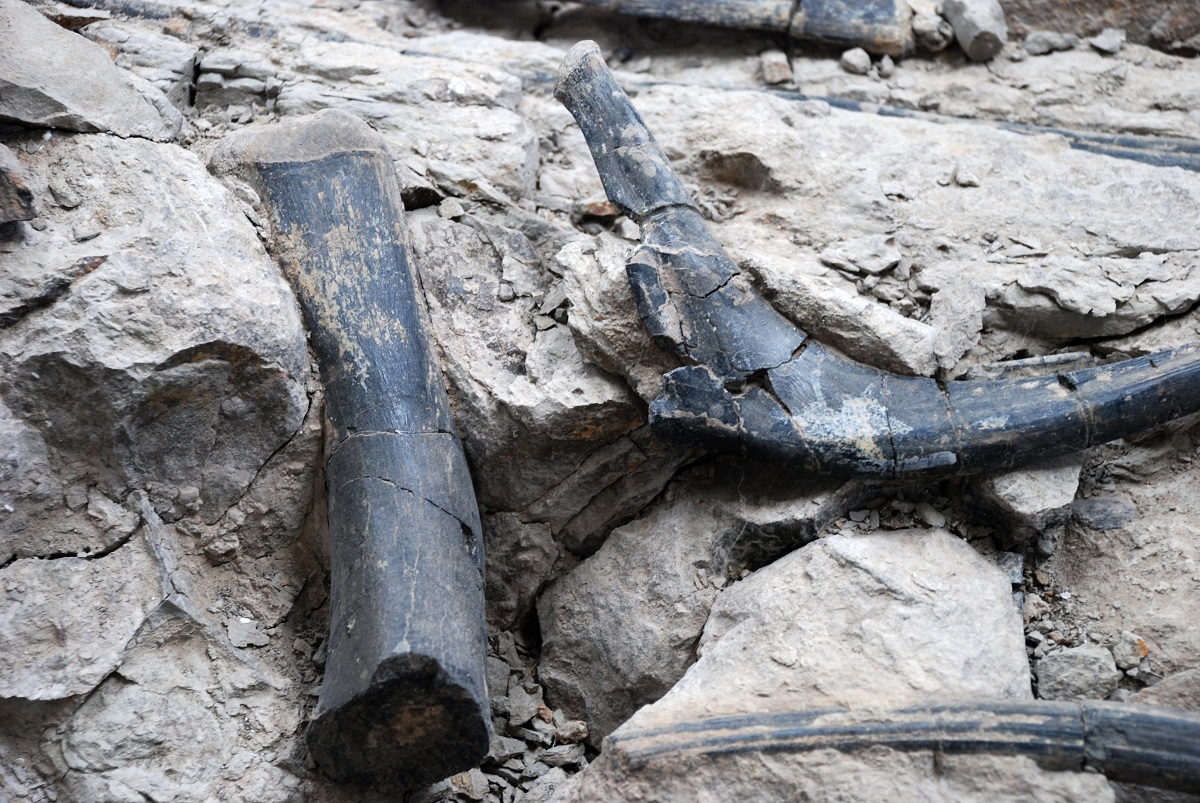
[{"left": 306, "top": 655, "right": 490, "bottom": 786}]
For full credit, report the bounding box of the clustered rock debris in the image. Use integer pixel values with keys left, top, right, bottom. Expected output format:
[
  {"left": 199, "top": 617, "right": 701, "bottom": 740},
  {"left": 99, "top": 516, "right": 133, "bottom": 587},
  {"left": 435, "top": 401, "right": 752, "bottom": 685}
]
[{"left": 2, "top": 0, "right": 1200, "bottom": 800}]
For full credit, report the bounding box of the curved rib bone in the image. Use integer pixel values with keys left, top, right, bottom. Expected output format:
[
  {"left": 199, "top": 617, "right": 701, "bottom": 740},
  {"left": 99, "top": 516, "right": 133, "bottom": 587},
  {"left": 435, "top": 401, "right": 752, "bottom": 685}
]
[{"left": 556, "top": 41, "right": 1200, "bottom": 477}]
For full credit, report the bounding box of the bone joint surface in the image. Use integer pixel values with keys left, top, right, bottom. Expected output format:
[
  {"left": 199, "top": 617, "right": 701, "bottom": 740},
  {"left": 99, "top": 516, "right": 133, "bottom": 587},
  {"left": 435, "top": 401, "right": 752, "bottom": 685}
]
[
  {"left": 555, "top": 41, "right": 1200, "bottom": 478},
  {"left": 211, "top": 109, "right": 489, "bottom": 785}
]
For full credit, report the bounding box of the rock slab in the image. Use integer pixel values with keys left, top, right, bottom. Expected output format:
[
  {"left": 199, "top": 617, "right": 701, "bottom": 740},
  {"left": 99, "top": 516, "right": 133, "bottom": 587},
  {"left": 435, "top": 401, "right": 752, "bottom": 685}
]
[
  {"left": 626, "top": 529, "right": 1032, "bottom": 730},
  {"left": 0, "top": 0, "right": 181, "bottom": 140}
]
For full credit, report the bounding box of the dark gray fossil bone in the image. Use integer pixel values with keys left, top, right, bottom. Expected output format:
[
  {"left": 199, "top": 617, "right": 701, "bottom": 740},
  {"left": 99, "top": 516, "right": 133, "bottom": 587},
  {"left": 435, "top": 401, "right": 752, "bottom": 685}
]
[
  {"left": 608, "top": 701, "right": 1200, "bottom": 793},
  {"left": 571, "top": 0, "right": 916, "bottom": 57},
  {"left": 556, "top": 41, "right": 1200, "bottom": 478},
  {"left": 211, "top": 109, "right": 489, "bottom": 785}
]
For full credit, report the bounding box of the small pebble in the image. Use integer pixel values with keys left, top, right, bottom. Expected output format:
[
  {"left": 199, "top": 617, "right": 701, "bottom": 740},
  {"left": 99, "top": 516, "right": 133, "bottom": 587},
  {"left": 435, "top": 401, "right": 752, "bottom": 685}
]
[
  {"left": 915, "top": 502, "right": 946, "bottom": 528},
  {"left": 1024, "top": 30, "right": 1080, "bottom": 56},
  {"left": 438, "top": 197, "right": 466, "bottom": 219},
  {"left": 1089, "top": 28, "right": 1125, "bottom": 55},
  {"left": 840, "top": 47, "right": 871, "bottom": 76},
  {"left": 760, "top": 49, "right": 792, "bottom": 85},
  {"left": 876, "top": 54, "right": 895, "bottom": 78},
  {"left": 554, "top": 719, "right": 589, "bottom": 744},
  {"left": 954, "top": 169, "right": 980, "bottom": 187},
  {"left": 72, "top": 219, "right": 102, "bottom": 242}
]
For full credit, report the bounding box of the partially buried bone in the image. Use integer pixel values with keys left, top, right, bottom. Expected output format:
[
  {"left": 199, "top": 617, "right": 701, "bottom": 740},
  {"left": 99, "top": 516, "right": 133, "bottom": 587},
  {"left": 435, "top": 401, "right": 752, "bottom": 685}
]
[
  {"left": 555, "top": 41, "right": 1200, "bottom": 478},
  {"left": 570, "top": 0, "right": 917, "bottom": 57},
  {"left": 211, "top": 110, "right": 490, "bottom": 785}
]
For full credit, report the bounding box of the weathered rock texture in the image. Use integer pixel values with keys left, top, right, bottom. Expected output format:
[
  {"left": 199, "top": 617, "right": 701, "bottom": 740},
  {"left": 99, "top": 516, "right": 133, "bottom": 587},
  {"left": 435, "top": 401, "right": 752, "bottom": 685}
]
[
  {"left": 0, "top": 0, "right": 181, "bottom": 140},
  {"left": 1, "top": 0, "right": 1199, "bottom": 799},
  {"left": 0, "top": 127, "right": 320, "bottom": 801},
  {"left": 538, "top": 469, "right": 869, "bottom": 745},
  {"left": 627, "top": 529, "right": 1032, "bottom": 730},
  {"left": 999, "top": 0, "right": 1200, "bottom": 53}
]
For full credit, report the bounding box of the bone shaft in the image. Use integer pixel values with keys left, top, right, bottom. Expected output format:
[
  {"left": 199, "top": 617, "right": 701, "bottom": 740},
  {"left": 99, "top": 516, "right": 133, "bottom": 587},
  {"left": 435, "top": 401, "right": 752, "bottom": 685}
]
[
  {"left": 555, "top": 42, "right": 696, "bottom": 220},
  {"left": 571, "top": 0, "right": 915, "bottom": 56},
  {"left": 611, "top": 701, "right": 1200, "bottom": 793},
  {"left": 559, "top": 43, "right": 1200, "bottom": 477},
  {"left": 212, "top": 110, "right": 489, "bottom": 785}
]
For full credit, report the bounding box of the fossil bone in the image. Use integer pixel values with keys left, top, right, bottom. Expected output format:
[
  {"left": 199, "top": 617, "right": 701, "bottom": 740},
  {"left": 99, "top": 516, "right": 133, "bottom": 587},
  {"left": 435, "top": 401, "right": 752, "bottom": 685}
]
[
  {"left": 556, "top": 41, "right": 1200, "bottom": 478},
  {"left": 571, "top": 0, "right": 916, "bottom": 57},
  {"left": 211, "top": 109, "right": 490, "bottom": 785}
]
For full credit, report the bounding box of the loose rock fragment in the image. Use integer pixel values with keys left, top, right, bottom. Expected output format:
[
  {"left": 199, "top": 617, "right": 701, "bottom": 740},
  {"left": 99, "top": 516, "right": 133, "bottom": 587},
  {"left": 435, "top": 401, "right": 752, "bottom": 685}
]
[
  {"left": 942, "top": 0, "right": 1008, "bottom": 61},
  {"left": 839, "top": 48, "right": 872, "bottom": 76},
  {"left": 1112, "top": 631, "right": 1149, "bottom": 671},
  {"left": 759, "top": 49, "right": 792, "bottom": 85},
  {"left": 820, "top": 234, "right": 901, "bottom": 275},
  {"left": 1036, "top": 644, "right": 1122, "bottom": 700},
  {"left": 1088, "top": 28, "right": 1126, "bottom": 54},
  {"left": 1024, "top": 30, "right": 1081, "bottom": 56},
  {"left": 911, "top": 3, "right": 955, "bottom": 51},
  {"left": 226, "top": 617, "right": 269, "bottom": 648},
  {"left": 969, "top": 455, "right": 1083, "bottom": 547}
]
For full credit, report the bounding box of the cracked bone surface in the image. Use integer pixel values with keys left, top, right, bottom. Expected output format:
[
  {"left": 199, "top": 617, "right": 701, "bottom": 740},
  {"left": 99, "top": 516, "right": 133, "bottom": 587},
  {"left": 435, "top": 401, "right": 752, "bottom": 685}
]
[
  {"left": 211, "top": 109, "right": 489, "bottom": 786},
  {"left": 555, "top": 40, "right": 1200, "bottom": 478}
]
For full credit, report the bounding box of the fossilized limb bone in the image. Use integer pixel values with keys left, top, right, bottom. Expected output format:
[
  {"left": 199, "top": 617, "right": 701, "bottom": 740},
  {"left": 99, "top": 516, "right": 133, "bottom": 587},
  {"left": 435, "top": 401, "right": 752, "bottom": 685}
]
[
  {"left": 572, "top": 0, "right": 915, "bottom": 57},
  {"left": 608, "top": 701, "right": 1200, "bottom": 793},
  {"left": 211, "top": 109, "right": 489, "bottom": 785},
  {"left": 556, "top": 41, "right": 1200, "bottom": 478}
]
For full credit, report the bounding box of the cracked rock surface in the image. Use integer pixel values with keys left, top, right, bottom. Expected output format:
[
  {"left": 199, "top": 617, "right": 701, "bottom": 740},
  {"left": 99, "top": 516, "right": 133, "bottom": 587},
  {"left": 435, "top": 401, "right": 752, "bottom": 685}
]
[{"left": 2, "top": 0, "right": 1200, "bottom": 801}]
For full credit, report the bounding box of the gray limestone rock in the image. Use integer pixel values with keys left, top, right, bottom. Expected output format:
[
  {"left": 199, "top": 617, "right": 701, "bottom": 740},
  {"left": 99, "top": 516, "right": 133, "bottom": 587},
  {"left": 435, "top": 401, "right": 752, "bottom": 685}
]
[
  {"left": 1, "top": 132, "right": 308, "bottom": 562},
  {"left": 839, "top": 48, "right": 871, "bottom": 76},
  {"left": 625, "top": 529, "right": 1031, "bottom": 729},
  {"left": 1131, "top": 669, "right": 1200, "bottom": 711},
  {"left": 752, "top": 255, "right": 937, "bottom": 377},
  {"left": 407, "top": 209, "right": 642, "bottom": 513},
  {"left": 1024, "top": 30, "right": 1082, "bottom": 56},
  {"left": 1089, "top": 28, "right": 1126, "bottom": 55},
  {"left": 538, "top": 471, "right": 862, "bottom": 746},
  {"left": 0, "top": 531, "right": 164, "bottom": 699},
  {"left": 536, "top": 488, "right": 726, "bottom": 746},
  {"left": 0, "top": 0, "right": 181, "bottom": 140},
  {"left": 483, "top": 513, "right": 558, "bottom": 630},
  {"left": 276, "top": 42, "right": 536, "bottom": 201},
  {"left": 558, "top": 530, "right": 1109, "bottom": 803},
  {"left": 969, "top": 454, "right": 1084, "bottom": 547},
  {"left": 929, "top": 273, "right": 986, "bottom": 372},
  {"left": 943, "top": 0, "right": 1008, "bottom": 61},
  {"left": 557, "top": 233, "right": 680, "bottom": 402},
  {"left": 1036, "top": 643, "right": 1122, "bottom": 700},
  {"left": 84, "top": 24, "right": 199, "bottom": 111}
]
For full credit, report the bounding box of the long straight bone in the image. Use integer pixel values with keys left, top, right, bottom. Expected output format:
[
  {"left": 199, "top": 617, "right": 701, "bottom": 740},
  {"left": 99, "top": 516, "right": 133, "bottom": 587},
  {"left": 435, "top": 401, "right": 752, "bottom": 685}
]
[
  {"left": 570, "top": 0, "right": 915, "bottom": 56},
  {"left": 555, "top": 41, "right": 1200, "bottom": 478},
  {"left": 211, "top": 110, "right": 489, "bottom": 784}
]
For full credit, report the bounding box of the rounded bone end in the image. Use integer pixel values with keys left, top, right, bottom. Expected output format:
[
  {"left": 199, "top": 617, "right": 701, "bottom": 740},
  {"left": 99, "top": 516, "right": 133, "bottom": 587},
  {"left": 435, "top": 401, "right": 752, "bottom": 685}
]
[
  {"left": 554, "top": 39, "right": 605, "bottom": 104},
  {"left": 209, "top": 108, "right": 387, "bottom": 176}
]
